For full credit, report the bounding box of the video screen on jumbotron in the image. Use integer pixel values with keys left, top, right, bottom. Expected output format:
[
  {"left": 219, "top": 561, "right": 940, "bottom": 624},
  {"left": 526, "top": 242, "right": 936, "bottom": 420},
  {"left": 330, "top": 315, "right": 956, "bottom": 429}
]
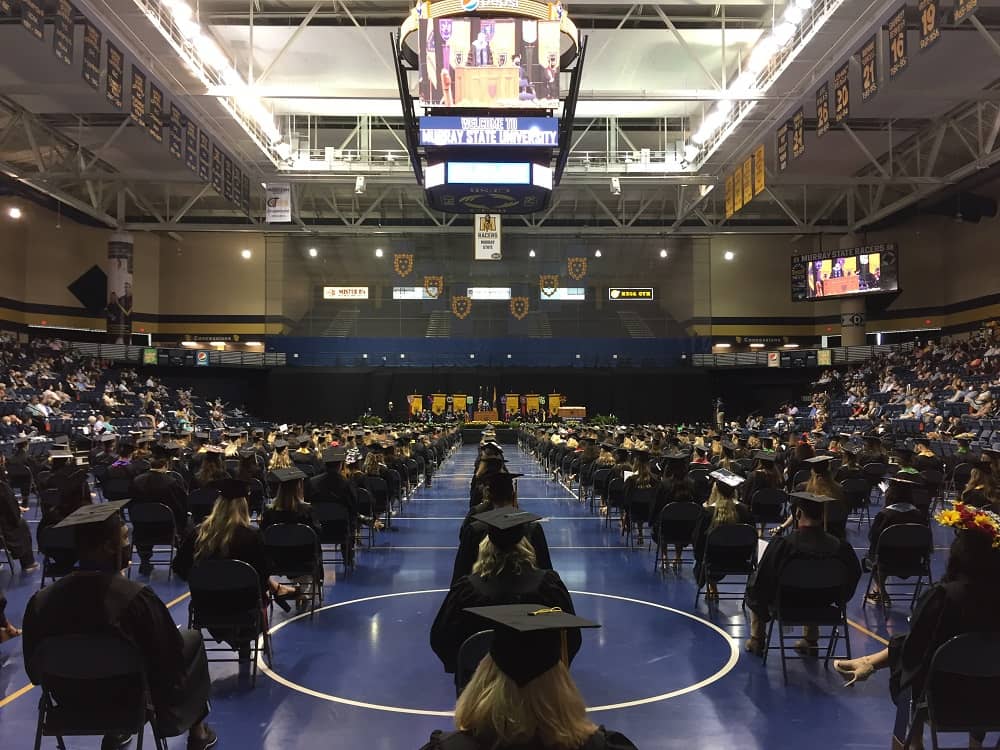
[
  {"left": 791, "top": 243, "right": 899, "bottom": 302},
  {"left": 418, "top": 17, "right": 561, "bottom": 108}
]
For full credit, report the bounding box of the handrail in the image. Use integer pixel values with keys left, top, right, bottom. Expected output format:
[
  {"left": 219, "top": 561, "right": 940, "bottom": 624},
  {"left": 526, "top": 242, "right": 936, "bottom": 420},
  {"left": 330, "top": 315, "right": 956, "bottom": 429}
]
[{"left": 691, "top": 341, "right": 915, "bottom": 369}]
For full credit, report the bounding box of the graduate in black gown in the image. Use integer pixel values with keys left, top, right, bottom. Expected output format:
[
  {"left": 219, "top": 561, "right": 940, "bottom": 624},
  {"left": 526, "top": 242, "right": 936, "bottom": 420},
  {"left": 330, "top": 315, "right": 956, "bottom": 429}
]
[
  {"left": 431, "top": 510, "right": 578, "bottom": 675},
  {"left": 692, "top": 469, "right": 753, "bottom": 594},
  {"left": 0, "top": 474, "right": 37, "bottom": 571},
  {"left": 453, "top": 472, "right": 552, "bottom": 584},
  {"left": 421, "top": 605, "right": 637, "bottom": 750},
  {"left": 745, "top": 492, "right": 861, "bottom": 656},
  {"left": 863, "top": 476, "right": 929, "bottom": 605}
]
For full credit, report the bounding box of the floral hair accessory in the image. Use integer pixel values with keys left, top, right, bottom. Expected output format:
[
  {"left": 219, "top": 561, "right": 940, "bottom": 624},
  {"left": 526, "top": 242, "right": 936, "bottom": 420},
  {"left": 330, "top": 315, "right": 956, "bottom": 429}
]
[{"left": 935, "top": 501, "right": 1000, "bottom": 548}]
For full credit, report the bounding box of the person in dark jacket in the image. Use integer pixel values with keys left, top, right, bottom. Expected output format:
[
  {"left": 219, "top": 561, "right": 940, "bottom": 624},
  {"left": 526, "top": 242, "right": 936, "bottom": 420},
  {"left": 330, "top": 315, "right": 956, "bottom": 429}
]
[
  {"left": 308, "top": 447, "right": 361, "bottom": 566},
  {"left": 693, "top": 471, "right": 753, "bottom": 595}
]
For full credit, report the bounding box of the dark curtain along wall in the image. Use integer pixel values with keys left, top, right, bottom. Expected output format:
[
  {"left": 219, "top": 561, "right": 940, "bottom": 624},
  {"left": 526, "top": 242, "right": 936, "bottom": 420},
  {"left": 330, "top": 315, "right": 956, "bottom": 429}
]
[
  {"left": 263, "top": 368, "right": 714, "bottom": 424},
  {"left": 134, "top": 366, "right": 272, "bottom": 416},
  {"left": 709, "top": 368, "right": 820, "bottom": 424}
]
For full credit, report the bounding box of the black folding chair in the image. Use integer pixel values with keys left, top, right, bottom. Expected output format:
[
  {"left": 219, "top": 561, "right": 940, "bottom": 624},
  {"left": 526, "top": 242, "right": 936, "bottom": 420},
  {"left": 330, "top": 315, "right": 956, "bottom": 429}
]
[
  {"left": 312, "top": 503, "right": 353, "bottom": 571},
  {"left": 187, "top": 559, "right": 268, "bottom": 687},
  {"left": 624, "top": 487, "right": 658, "bottom": 548},
  {"left": 127, "top": 502, "right": 177, "bottom": 579},
  {"left": 842, "top": 477, "right": 872, "bottom": 530},
  {"left": 750, "top": 488, "right": 787, "bottom": 534},
  {"left": 653, "top": 502, "right": 701, "bottom": 573},
  {"left": 862, "top": 462, "right": 889, "bottom": 505},
  {"left": 100, "top": 476, "right": 133, "bottom": 503},
  {"left": 919, "top": 632, "right": 1000, "bottom": 750},
  {"left": 356, "top": 487, "right": 379, "bottom": 547},
  {"left": 863, "top": 523, "right": 933, "bottom": 612},
  {"left": 37, "top": 525, "right": 77, "bottom": 589},
  {"left": 31, "top": 633, "right": 168, "bottom": 750},
  {"left": 920, "top": 469, "right": 945, "bottom": 512},
  {"left": 763, "top": 557, "right": 853, "bottom": 683},
  {"left": 263, "top": 523, "right": 323, "bottom": 618},
  {"left": 591, "top": 468, "right": 611, "bottom": 514},
  {"left": 693, "top": 524, "right": 758, "bottom": 607},
  {"left": 605, "top": 477, "right": 626, "bottom": 530},
  {"left": 948, "top": 462, "right": 973, "bottom": 500},
  {"left": 455, "top": 630, "right": 495, "bottom": 697},
  {"left": 363, "top": 476, "right": 391, "bottom": 531},
  {"left": 791, "top": 469, "right": 811, "bottom": 488},
  {"left": 0, "top": 527, "right": 15, "bottom": 573},
  {"left": 186, "top": 488, "right": 220, "bottom": 524}
]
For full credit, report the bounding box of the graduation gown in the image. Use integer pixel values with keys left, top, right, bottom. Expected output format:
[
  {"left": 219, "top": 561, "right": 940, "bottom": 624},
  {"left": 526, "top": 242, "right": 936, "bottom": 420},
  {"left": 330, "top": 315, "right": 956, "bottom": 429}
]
[
  {"left": 173, "top": 523, "right": 271, "bottom": 595},
  {"left": 130, "top": 470, "right": 190, "bottom": 532},
  {"left": 741, "top": 470, "right": 779, "bottom": 505},
  {"left": 430, "top": 568, "right": 579, "bottom": 674},
  {"left": 867, "top": 502, "right": 927, "bottom": 559},
  {"left": 0, "top": 479, "right": 33, "bottom": 563},
  {"left": 451, "top": 514, "right": 552, "bottom": 585},
  {"left": 746, "top": 526, "right": 861, "bottom": 618},
  {"left": 692, "top": 504, "right": 754, "bottom": 585},
  {"left": 420, "top": 727, "right": 638, "bottom": 750}
]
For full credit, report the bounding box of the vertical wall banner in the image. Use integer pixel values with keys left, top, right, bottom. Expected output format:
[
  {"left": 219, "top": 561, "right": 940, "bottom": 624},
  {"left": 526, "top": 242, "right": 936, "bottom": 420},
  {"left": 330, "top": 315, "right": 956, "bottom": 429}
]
[
  {"left": 105, "top": 41, "right": 124, "bottom": 109},
  {"left": 776, "top": 121, "right": 790, "bottom": 172},
  {"left": 20, "top": 0, "right": 44, "bottom": 41},
  {"left": 265, "top": 183, "right": 292, "bottom": 223},
  {"left": 742, "top": 155, "right": 754, "bottom": 205},
  {"left": 732, "top": 162, "right": 743, "bottom": 212},
  {"left": 474, "top": 213, "right": 502, "bottom": 260},
  {"left": 918, "top": 0, "right": 940, "bottom": 50},
  {"left": 197, "top": 132, "right": 210, "bottom": 182},
  {"left": 888, "top": 7, "right": 908, "bottom": 78},
  {"left": 168, "top": 104, "right": 183, "bottom": 160},
  {"left": 724, "top": 174, "right": 734, "bottom": 219},
  {"left": 106, "top": 233, "right": 134, "bottom": 344},
  {"left": 223, "top": 155, "right": 234, "bottom": 202},
  {"left": 859, "top": 35, "right": 878, "bottom": 101},
  {"left": 953, "top": 0, "right": 978, "bottom": 23},
  {"left": 53, "top": 0, "right": 73, "bottom": 64},
  {"left": 82, "top": 20, "right": 101, "bottom": 89},
  {"left": 0, "top": 0, "right": 15, "bottom": 15},
  {"left": 226, "top": 158, "right": 237, "bottom": 202},
  {"left": 241, "top": 174, "right": 250, "bottom": 213},
  {"left": 147, "top": 84, "right": 163, "bottom": 142},
  {"left": 233, "top": 166, "right": 243, "bottom": 208},
  {"left": 815, "top": 82, "right": 830, "bottom": 137},
  {"left": 791, "top": 108, "right": 805, "bottom": 159},
  {"left": 211, "top": 144, "right": 223, "bottom": 193},
  {"left": 753, "top": 144, "right": 766, "bottom": 197},
  {"left": 184, "top": 118, "right": 198, "bottom": 174},
  {"left": 833, "top": 62, "right": 850, "bottom": 123},
  {"left": 129, "top": 65, "right": 145, "bottom": 126}
]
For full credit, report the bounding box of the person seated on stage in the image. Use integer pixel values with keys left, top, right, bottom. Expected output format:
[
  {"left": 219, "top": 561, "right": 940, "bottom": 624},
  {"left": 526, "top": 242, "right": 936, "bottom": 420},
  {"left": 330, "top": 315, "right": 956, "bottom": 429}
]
[
  {"left": 0, "top": 472, "right": 38, "bottom": 572},
  {"left": 864, "top": 476, "right": 929, "bottom": 606},
  {"left": 745, "top": 492, "right": 861, "bottom": 656},
  {"left": 430, "top": 511, "right": 579, "bottom": 675},
  {"left": 129, "top": 446, "right": 191, "bottom": 576},
  {"left": 453, "top": 473, "right": 551, "bottom": 584},
  {"left": 23, "top": 501, "right": 217, "bottom": 750},
  {"left": 693, "top": 469, "right": 753, "bottom": 599},
  {"left": 833, "top": 504, "right": 1000, "bottom": 750},
  {"left": 173, "top": 479, "right": 297, "bottom": 628},
  {"left": 421, "top": 605, "right": 637, "bottom": 750},
  {"left": 469, "top": 455, "right": 509, "bottom": 509}
]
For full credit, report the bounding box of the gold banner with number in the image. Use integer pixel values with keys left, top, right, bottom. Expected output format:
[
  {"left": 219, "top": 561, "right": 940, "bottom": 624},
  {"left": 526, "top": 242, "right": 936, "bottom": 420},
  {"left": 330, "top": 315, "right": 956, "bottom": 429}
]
[
  {"left": 742, "top": 156, "right": 754, "bottom": 205},
  {"left": 724, "top": 174, "right": 734, "bottom": 219},
  {"left": 753, "top": 145, "right": 765, "bottom": 196},
  {"left": 733, "top": 163, "right": 744, "bottom": 212}
]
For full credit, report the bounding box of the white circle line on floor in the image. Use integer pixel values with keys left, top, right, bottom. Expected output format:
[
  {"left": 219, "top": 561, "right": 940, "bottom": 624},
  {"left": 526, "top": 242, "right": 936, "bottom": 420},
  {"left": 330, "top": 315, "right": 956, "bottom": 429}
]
[{"left": 258, "top": 589, "right": 738, "bottom": 716}]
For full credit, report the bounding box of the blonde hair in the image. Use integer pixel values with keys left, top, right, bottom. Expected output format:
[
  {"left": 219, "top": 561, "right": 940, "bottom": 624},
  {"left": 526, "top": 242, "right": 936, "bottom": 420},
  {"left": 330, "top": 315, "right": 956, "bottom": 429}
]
[
  {"left": 454, "top": 655, "right": 597, "bottom": 750},
  {"left": 472, "top": 537, "right": 537, "bottom": 579},
  {"left": 268, "top": 450, "right": 292, "bottom": 470},
  {"left": 708, "top": 489, "right": 740, "bottom": 530},
  {"left": 194, "top": 496, "right": 250, "bottom": 559}
]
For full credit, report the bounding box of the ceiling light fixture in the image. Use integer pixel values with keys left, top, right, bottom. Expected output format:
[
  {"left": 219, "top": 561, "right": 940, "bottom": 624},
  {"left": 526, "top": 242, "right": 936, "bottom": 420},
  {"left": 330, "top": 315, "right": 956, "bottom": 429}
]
[
  {"left": 659, "top": 248, "right": 668, "bottom": 258},
  {"left": 594, "top": 249, "right": 602, "bottom": 258},
  {"left": 723, "top": 250, "right": 735, "bottom": 261},
  {"left": 529, "top": 249, "right": 536, "bottom": 258},
  {"left": 7, "top": 206, "right": 22, "bottom": 219},
  {"left": 308, "top": 247, "right": 318, "bottom": 258},
  {"left": 375, "top": 247, "right": 384, "bottom": 258},
  {"left": 241, "top": 248, "right": 252, "bottom": 259},
  {"left": 610, "top": 177, "right": 621, "bottom": 196}
]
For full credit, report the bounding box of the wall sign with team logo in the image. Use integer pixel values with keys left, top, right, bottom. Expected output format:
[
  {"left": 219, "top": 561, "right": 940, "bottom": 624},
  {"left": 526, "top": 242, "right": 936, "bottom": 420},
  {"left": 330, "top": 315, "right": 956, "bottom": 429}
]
[
  {"left": 53, "top": 0, "right": 74, "bottom": 65},
  {"left": 147, "top": 84, "right": 163, "bottom": 143},
  {"left": 833, "top": 62, "right": 850, "bottom": 123},
  {"left": 791, "top": 108, "right": 805, "bottom": 159},
  {"left": 859, "top": 35, "right": 878, "bottom": 101},
  {"left": 106, "top": 41, "right": 124, "bottom": 109},
  {"left": 888, "top": 6, "right": 908, "bottom": 78},
  {"left": 776, "top": 121, "right": 790, "bottom": 172},
  {"left": 919, "top": 0, "right": 940, "bottom": 50},
  {"left": 129, "top": 65, "right": 146, "bottom": 126},
  {"left": 474, "top": 214, "right": 502, "bottom": 260},
  {"left": 742, "top": 156, "right": 754, "bottom": 205},
  {"left": 265, "top": 183, "right": 291, "bottom": 223},
  {"left": 815, "top": 82, "right": 830, "bottom": 137},
  {"left": 953, "top": 0, "right": 977, "bottom": 24},
  {"left": 20, "top": 0, "right": 44, "bottom": 41},
  {"left": 608, "top": 288, "right": 654, "bottom": 301}
]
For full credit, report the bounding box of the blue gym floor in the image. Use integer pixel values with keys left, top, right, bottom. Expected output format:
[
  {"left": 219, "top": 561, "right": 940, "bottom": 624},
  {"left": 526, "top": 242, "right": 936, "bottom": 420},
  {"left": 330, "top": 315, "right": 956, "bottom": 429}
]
[{"left": 2, "top": 445, "right": 953, "bottom": 748}]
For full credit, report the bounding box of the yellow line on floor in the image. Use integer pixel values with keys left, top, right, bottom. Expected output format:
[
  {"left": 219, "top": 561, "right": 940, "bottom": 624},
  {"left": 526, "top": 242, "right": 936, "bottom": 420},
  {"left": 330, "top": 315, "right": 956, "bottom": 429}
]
[
  {"left": 847, "top": 619, "right": 890, "bottom": 646},
  {"left": 0, "top": 591, "right": 191, "bottom": 708}
]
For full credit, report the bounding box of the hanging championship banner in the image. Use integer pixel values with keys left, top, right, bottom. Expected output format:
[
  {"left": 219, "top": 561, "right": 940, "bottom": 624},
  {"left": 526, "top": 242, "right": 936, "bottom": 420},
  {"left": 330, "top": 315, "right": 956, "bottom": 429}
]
[
  {"left": 233, "top": 166, "right": 243, "bottom": 208},
  {"left": 211, "top": 144, "right": 223, "bottom": 193},
  {"left": 833, "top": 62, "right": 850, "bottom": 123},
  {"left": 20, "top": 0, "right": 44, "bottom": 41},
  {"left": 265, "top": 183, "right": 291, "bottom": 223},
  {"left": 0, "top": 0, "right": 15, "bottom": 15},
  {"left": 106, "top": 41, "right": 124, "bottom": 109},
  {"left": 567, "top": 257, "right": 587, "bottom": 281},
  {"left": 753, "top": 144, "right": 765, "bottom": 196},
  {"left": 393, "top": 253, "right": 414, "bottom": 277},
  {"left": 147, "top": 84, "right": 163, "bottom": 143},
  {"left": 198, "top": 131, "right": 210, "bottom": 182},
  {"left": 241, "top": 174, "right": 250, "bottom": 213},
  {"left": 859, "top": 35, "right": 878, "bottom": 101},
  {"left": 53, "top": 0, "right": 73, "bottom": 65},
  {"left": 129, "top": 66, "right": 146, "bottom": 126},
  {"left": 423, "top": 275, "right": 443, "bottom": 298},
  {"left": 918, "top": 0, "right": 940, "bottom": 50},
  {"left": 742, "top": 156, "right": 754, "bottom": 205},
  {"left": 954, "top": 0, "right": 978, "bottom": 23},
  {"left": 724, "top": 174, "right": 734, "bottom": 219},
  {"left": 888, "top": 7, "right": 908, "bottom": 78},
  {"left": 776, "top": 121, "right": 790, "bottom": 172},
  {"left": 168, "top": 104, "right": 183, "bottom": 160},
  {"left": 224, "top": 156, "right": 234, "bottom": 202},
  {"left": 510, "top": 296, "right": 529, "bottom": 320},
  {"left": 791, "top": 108, "right": 805, "bottom": 159},
  {"left": 539, "top": 275, "right": 559, "bottom": 297},
  {"left": 732, "top": 163, "right": 743, "bottom": 211},
  {"left": 816, "top": 82, "right": 830, "bottom": 137},
  {"left": 184, "top": 118, "right": 198, "bottom": 174},
  {"left": 451, "top": 295, "right": 472, "bottom": 319},
  {"left": 474, "top": 213, "right": 502, "bottom": 260},
  {"left": 82, "top": 21, "right": 101, "bottom": 89}
]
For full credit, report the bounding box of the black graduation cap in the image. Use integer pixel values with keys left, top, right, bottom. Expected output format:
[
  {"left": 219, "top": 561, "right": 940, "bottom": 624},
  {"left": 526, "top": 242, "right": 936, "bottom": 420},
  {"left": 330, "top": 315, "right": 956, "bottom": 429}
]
[
  {"left": 663, "top": 450, "right": 688, "bottom": 462},
  {"left": 463, "top": 604, "right": 599, "bottom": 687},
  {"left": 480, "top": 440, "right": 504, "bottom": 453},
  {"left": 99, "top": 434, "right": 116, "bottom": 444},
  {"left": 841, "top": 443, "right": 860, "bottom": 456},
  {"left": 238, "top": 448, "right": 257, "bottom": 459},
  {"left": 789, "top": 491, "right": 839, "bottom": 515},
  {"left": 49, "top": 450, "right": 73, "bottom": 461},
  {"left": 480, "top": 456, "right": 508, "bottom": 471},
  {"left": 693, "top": 445, "right": 708, "bottom": 455},
  {"left": 13, "top": 437, "right": 29, "bottom": 446},
  {"left": 210, "top": 478, "right": 251, "bottom": 499},
  {"left": 600, "top": 442, "right": 617, "bottom": 452},
  {"left": 203, "top": 445, "right": 225, "bottom": 455},
  {"left": 753, "top": 450, "right": 777, "bottom": 462},
  {"left": 805, "top": 455, "right": 835, "bottom": 469},
  {"left": 863, "top": 433, "right": 882, "bottom": 444},
  {"left": 321, "top": 446, "right": 347, "bottom": 464},
  {"left": 481, "top": 471, "right": 524, "bottom": 500},
  {"left": 893, "top": 445, "right": 915, "bottom": 458},
  {"left": 345, "top": 447, "right": 363, "bottom": 465},
  {"left": 472, "top": 508, "right": 540, "bottom": 549},
  {"left": 296, "top": 435, "right": 312, "bottom": 447},
  {"left": 194, "top": 432, "right": 210, "bottom": 441},
  {"left": 54, "top": 499, "right": 130, "bottom": 529},
  {"left": 631, "top": 448, "right": 651, "bottom": 459},
  {"left": 273, "top": 440, "right": 289, "bottom": 450},
  {"left": 721, "top": 440, "right": 736, "bottom": 452},
  {"left": 760, "top": 436, "right": 775, "bottom": 449},
  {"left": 709, "top": 468, "right": 745, "bottom": 488},
  {"left": 269, "top": 467, "right": 307, "bottom": 484},
  {"left": 982, "top": 447, "right": 1000, "bottom": 458}
]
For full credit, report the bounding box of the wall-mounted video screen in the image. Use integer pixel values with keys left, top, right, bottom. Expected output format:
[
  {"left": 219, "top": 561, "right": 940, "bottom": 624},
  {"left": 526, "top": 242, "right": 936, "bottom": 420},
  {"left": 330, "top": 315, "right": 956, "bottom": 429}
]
[
  {"left": 791, "top": 243, "right": 899, "bottom": 302},
  {"left": 418, "top": 17, "right": 561, "bottom": 108}
]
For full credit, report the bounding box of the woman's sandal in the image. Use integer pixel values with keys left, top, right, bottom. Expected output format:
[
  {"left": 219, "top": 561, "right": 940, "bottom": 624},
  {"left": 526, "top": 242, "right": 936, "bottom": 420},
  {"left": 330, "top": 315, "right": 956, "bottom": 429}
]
[
  {"left": 0, "top": 625, "right": 22, "bottom": 644},
  {"left": 744, "top": 636, "right": 765, "bottom": 656},
  {"left": 833, "top": 657, "right": 876, "bottom": 687},
  {"left": 794, "top": 639, "right": 820, "bottom": 657}
]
